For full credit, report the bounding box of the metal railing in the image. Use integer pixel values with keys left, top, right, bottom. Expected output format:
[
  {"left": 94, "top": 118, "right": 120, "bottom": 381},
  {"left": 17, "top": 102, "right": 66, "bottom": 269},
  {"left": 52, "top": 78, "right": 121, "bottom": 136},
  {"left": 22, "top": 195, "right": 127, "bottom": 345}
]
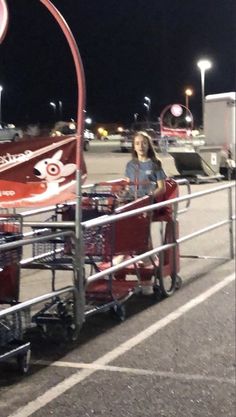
[
  {"left": 81, "top": 182, "right": 235, "bottom": 283},
  {"left": 0, "top": 180, "right": 235, "bottom": 343}
]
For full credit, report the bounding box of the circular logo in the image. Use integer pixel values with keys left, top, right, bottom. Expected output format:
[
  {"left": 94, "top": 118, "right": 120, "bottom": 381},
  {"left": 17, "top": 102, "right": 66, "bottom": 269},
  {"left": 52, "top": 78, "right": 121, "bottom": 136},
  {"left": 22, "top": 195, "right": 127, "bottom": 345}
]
[
  {"left": 0, "top": 0, "right": 8, "bottom": 44},
  {"left": 46, "top": 163, "right": 60, "bottom": 177},
  {"left": 170, "top": 104, "right": 183, "bottom": 117}
]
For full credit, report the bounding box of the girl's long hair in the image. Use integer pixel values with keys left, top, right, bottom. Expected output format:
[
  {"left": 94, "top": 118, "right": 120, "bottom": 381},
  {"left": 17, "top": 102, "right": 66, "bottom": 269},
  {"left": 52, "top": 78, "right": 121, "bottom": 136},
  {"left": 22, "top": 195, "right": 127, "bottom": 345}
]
[{"left": 131, "top": 131, "right": 162, "bottom": 170}]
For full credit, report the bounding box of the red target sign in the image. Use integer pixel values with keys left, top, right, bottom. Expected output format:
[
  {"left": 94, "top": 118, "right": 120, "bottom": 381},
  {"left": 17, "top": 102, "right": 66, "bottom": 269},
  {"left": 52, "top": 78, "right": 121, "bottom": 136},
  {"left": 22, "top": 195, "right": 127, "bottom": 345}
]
[
  {"left": 46, "top": 163, "right": 61, "bottom": 177},
  {"left": 170, "top": 104, "right": 183, "bottom": 117},
  {"left": 0, "top": 0, "right": 8, "bottom": 44}
]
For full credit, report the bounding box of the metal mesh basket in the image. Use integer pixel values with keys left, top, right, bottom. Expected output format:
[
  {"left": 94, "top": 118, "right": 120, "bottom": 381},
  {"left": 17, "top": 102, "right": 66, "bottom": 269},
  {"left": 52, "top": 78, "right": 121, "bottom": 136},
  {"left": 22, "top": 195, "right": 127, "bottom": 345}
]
[
  {"left": 0, "top": 216, "right": 22, "bottom": 269},
  {"left": 0, "top": 234, "right": 22, "bottom": 269},
  {"left": 0, "top": 308, "right": 31, "bottom": 346},
  {"left": 31, "top": 212, "right": 65, "bottom": 262},
  {"left": 32, "top": 239, "right": 65, "bottom": 262},
  {"left": 84, "top": 224, "right": 112, "bottom": 257}
]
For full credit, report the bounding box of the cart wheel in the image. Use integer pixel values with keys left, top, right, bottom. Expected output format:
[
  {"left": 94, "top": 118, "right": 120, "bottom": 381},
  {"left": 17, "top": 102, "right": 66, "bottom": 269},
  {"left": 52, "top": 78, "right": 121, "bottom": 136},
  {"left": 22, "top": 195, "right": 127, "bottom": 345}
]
[
  {"left": 46, "top": 323, "right": 67, "bottom": 342},
  {"left": 67, "top": 324, "right": 80, "bottom": 342},
  {"left": 152, "top": 285, "right": 162, "bottom": 302},
  {"left": 175, "top": 275, "right": 182, "bottom": 290},
  {"left": 159, "top": 274, "right": 176, "bottom": 297},
  {"left": 110, "top": 304, "right": 126, "bottom": 322},
  {"left": 17, "top": 349, "right": 31, "bottom": 375}
]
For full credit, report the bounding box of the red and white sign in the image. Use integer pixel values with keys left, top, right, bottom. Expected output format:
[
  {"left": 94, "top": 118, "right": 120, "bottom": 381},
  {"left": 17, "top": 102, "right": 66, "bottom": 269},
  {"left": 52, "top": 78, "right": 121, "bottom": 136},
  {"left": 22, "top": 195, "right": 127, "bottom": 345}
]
[
  {"left": 161, "top": 126, "right": 191, "bottom": 139},
  {"left": 0, "top": 0, "right": 8, "bottom": 43},
  {"left": 0, "top": 136, "right": 87, "bottom": 208},
  {"left": 170, "top": 104, "right": 183, "bottom": 117}
]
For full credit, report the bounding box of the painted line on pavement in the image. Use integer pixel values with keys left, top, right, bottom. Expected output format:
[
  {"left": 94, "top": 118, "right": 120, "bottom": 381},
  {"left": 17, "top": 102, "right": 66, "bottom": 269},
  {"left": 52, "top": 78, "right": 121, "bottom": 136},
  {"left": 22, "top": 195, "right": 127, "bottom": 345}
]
[
  {"left": 8, "top": 273, "right": 235, "bottom": 417},
  {"left": 37, "top": 360, "right": 235, "bottom": 385}
]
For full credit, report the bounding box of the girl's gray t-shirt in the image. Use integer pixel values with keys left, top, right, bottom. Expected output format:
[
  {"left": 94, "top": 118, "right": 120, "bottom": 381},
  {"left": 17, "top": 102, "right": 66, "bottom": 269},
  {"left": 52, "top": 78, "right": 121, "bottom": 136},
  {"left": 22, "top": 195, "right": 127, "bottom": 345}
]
[{"left": 125, "top": 159, "right": 166, "bottom": 197}]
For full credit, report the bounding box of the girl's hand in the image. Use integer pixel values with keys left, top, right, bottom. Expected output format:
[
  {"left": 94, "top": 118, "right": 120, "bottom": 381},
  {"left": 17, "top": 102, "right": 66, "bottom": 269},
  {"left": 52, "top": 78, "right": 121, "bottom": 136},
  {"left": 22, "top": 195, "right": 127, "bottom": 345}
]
[{"left": 154, "top": 179, "right": 166, "bottom": 197}]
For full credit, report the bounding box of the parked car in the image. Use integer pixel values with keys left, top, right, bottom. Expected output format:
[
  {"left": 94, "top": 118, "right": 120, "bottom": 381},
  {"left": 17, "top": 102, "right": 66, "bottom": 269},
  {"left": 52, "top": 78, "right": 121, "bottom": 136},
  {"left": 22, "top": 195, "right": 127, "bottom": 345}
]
[
  {"left": 84, "top": 129, "right": 95, "bottom": 140},
  {"left": 50, "top": 122, "right": 90, "bottom": 151},
  {"left": 120, "top": 128, "right": 179, "bottom": 152},
  {"left": 120, "top": 130, "right": 134, "bottom": 152},
  {"left": 120, "top": 129, "right": 162, "bottom": 152},
  {"left": 0, "top": 123, "right": 23, "bottom": 142}
]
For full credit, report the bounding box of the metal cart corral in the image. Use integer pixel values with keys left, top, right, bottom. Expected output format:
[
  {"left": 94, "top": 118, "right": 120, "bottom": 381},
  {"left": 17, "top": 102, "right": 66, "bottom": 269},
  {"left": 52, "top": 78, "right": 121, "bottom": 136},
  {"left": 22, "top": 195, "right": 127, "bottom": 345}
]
[
  {"left": 23, "top": 179, "right": 182, "bottom": 324},
  {"left": 0, "top": 215, "right": 31, "bottom": 374},
  {"left": 1, "top": 179, "right": 235, "bottom": 375}
]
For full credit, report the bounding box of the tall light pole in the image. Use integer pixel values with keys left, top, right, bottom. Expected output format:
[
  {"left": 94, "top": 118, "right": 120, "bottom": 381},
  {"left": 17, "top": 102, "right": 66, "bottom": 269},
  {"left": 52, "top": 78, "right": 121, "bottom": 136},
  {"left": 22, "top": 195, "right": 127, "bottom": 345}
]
[
  {"left": 0, "top": 1, "right": 8, "bottom": 126},
  {"left": 185, "top": 88, "right": 193, "bottom": 110},
  {"left": 49, "top": 101, "right": 57, "bottom": 118},
  {"left": 58, "top": 100, "right": 63, "bottom": 119},
  {"left": 134, "top": 112, "right": 138, "bottom": 123},
  {"left": 197, "top": 59, "right": 212, "bottom": 130},
  {"left": 144, "top": 96, "right": 151, "bottom": 127},
  {"left": 0, "top": 85, "right": 3, "bottom": 125}
]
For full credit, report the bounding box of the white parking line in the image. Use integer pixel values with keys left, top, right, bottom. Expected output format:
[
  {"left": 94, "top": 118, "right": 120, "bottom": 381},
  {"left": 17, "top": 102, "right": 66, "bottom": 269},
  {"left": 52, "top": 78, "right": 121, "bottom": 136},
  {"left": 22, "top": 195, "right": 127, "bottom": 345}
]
[
  {"left": 37, "top": 360, "right": 235, "bottom": 385},
  {"left": 8, "top": 273, "right": 235, "bottom": 417}
]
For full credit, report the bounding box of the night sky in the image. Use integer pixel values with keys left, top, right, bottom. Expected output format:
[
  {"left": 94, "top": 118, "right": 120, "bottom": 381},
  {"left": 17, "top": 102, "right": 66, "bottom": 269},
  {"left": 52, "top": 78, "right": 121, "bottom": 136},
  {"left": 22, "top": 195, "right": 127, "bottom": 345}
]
[{"left": 0, "top": 0, "right": 235, "bottom": 127}]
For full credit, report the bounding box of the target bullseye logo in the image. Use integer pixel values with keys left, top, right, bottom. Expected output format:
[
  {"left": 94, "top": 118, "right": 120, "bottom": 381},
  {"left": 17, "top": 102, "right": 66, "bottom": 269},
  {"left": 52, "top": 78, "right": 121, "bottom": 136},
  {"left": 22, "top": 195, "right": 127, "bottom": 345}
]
[
  {"left": 46, "top": 163, "right": 61, "bottom": 177},
  {"left": 171, "top": 104, "right": 183, "bottom": 117}
]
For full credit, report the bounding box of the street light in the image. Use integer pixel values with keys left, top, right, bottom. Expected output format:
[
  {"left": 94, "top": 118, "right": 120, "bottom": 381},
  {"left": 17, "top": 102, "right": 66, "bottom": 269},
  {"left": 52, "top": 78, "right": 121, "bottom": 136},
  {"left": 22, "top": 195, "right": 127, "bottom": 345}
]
[
  {"left": 144, "top": 96, "right": 151, "bottom": 106},
  {"left": 143, "top": 96, "right": 151, "bottom": 126},
  {"left": 185, "top": 88, "right": 193, "bottom": 110},
  {"left": 197, "top": 59, "right": 212, "bottom": 129},
  {"left": 134, "top": 112, "right": 138, "bottom": 123},
  {"left": 0, "top": 85, "right": 3, "bottom": 125},
  {"left": 144, "top": 96, "right": 151, "bottom": 111},
  {"left": 85, "top": 117, "right": 92, "bottom": 124},
  {"left": 58, "top": 100, "right": 63, "bottom": 119},
  {"left": 49, "top": 101, "right": 57, "bottom": 118}
]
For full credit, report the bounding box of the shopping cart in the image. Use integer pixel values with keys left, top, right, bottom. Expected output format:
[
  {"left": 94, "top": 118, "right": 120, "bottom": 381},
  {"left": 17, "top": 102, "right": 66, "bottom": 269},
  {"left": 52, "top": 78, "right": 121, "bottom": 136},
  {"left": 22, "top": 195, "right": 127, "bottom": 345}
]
[
  {"left": 0, "top": 215, "right": 31, "bottom": 373},
  {"left": 63, "top": 179, "right": 181, "bottom": 321}
]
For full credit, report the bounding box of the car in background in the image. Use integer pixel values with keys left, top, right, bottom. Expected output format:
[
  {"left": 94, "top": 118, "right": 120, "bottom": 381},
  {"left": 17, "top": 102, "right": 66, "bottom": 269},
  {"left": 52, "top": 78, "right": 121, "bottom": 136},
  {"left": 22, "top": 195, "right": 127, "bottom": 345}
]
[
  {"left": 0, "top": 123, "right": 23, "bottom": 142},
  {"left": 120, "top": 128, "right": 163, "bottom": 152},
  {"left": 120, "top": 130, "right": 134, "bottom": 152},
  {"left": 51, "top": 122, "right": 90, "bottom": 151},
  {"left": 84, "top": 129, "right": 95, "bottom": 141},
  {"left": 120, "top": 128, "right": 179, "bottom": 153}
]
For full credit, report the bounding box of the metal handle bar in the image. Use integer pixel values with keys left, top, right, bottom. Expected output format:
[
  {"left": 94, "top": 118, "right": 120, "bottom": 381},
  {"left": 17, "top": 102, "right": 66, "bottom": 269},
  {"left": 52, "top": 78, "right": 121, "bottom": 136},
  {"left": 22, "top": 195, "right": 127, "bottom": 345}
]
[
  {"left": 174, "top": 178, "right": 191, "bottom": 214},
  {"left": 0, "top": 286, "right": 75, "bottom": 318}
]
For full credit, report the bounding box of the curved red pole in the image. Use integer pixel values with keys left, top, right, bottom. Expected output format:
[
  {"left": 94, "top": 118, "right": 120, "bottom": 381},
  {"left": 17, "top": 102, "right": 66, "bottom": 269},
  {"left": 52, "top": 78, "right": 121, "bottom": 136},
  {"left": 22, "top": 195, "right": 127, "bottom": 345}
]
[
  {"left": 160, "top": 103, "right": 194, "bottom": 132},
  {"left": 0, "top": 0, "right": 8, "bottom": 44},
  {"left": 40, "top": 0, "right": 86, "bottom": 170},
  {"left": 39, "top": 0, "right": 86, "bottom": 328}
]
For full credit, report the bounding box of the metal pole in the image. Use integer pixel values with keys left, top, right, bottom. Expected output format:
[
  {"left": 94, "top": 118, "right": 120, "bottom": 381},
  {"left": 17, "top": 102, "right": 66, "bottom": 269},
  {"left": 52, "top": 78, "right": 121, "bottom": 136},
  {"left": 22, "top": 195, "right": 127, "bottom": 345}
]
[
  {"left": 39, "top": 0, "right": 86, "bottom": 329},
  {"left": 228, "top": 187, "right": 234, "bottom": 259},
  {"left": 147, "top": 105, "right": 150, "bottom": 128},
  {"left": 58, "top": 100, "right": 63, "bottom": 119},
  {"left": 200, "top": 68, "right": 205, "bottom": 130},
  {"left": 185, "top": 94, "right": 188, "bottom": 110},
  {"left": 172, "top": 201, "right": 178, "bottom": 288},
  {"left": 0, "top": 86, "right": 2, "bottom": 125}
]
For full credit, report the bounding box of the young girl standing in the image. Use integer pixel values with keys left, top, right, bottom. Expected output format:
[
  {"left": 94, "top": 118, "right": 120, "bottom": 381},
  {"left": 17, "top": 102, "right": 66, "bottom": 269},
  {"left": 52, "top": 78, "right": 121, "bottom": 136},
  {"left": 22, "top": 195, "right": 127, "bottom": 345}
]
[{"left": 125, "top": 131, "right": 166, "bottom": 199}]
